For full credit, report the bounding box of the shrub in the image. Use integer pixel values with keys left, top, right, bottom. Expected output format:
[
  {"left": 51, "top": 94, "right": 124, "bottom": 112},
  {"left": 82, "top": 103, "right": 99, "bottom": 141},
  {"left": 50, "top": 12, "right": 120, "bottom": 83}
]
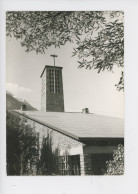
[
  {"left": 6, "top": 111, "right": 39, "bottom": 175},
  {"left": 105, "top": 144, "right": 124, "bottom": 175}
]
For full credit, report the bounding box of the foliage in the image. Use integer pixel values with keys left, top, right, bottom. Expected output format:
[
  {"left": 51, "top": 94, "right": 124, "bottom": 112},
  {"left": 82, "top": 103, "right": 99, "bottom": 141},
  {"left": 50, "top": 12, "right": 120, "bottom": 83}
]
[
  {"left": 105, "top": 144, "right": 124, "bottom": 175},
  {"left": 6, "top": 111, "right": 60, "bottom": 175},
  {"left": 6, "top": 111, "right": 39, "bottom": 175},
  {"left": 115, "top": 71, "right": 124, "bottom": 92},
  {"left": 6, "top": 11, "right": 124, "bottom": 91},
  {"left": 37, "top": 135, "right": 59, "bottom": 175}
]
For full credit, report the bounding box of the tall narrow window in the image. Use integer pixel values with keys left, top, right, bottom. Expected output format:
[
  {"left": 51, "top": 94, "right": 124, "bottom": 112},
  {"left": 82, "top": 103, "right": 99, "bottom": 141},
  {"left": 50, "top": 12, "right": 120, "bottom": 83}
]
[{"left": 49, "top": 69, "right": 60, "bottom": 94}]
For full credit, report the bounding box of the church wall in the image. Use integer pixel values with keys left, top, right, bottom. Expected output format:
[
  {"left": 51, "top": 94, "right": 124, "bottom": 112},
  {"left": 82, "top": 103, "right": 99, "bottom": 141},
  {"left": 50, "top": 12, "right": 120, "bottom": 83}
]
[
  {"left": 41, "top": 66, "right": 64, "bottom": 112},
  {"left": 20, "top": 115, "right": 120, "bottom": 175},
  {"left": 41, "top": 70, "right": 46, "bottom": 111},
  {"left": 21, "top": 115, "right": 87, "bottom": 175},
  {"left": 22, "top": 116, "right": 83, "bottom": 155},
  {"left": 46, "top": 67, "right": 64, "bottom": 112}
]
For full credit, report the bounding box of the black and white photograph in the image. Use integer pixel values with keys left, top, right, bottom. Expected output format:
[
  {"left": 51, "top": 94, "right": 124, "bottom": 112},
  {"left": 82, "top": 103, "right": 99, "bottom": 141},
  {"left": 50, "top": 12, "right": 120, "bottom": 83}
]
[
  {"left": 1, "top": 0, "right": 138, "bottom": 193},
  {"left": 6, "top": 11, "right": 124, "bottom": 176}
]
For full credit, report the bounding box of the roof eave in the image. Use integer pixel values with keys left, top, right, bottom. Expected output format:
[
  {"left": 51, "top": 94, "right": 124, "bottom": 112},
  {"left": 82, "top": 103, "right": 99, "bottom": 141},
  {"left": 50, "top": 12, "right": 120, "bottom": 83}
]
[
  {"left": 15, "top": 110, "right": 80, "bottom": 142},
  {"left": 78, "top": 137, "right": 124, "bottom": 141}
]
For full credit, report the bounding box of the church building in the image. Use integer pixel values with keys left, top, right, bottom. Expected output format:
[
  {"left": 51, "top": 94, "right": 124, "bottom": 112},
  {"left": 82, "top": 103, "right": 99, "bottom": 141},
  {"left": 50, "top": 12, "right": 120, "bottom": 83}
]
[{"left": 15, "top": 62, "right": 124, "bottom": 175}]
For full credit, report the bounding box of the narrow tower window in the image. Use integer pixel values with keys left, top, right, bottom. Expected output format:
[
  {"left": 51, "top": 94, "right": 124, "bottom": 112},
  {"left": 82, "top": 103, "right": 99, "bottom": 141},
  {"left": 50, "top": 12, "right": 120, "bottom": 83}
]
[{"left": 49, "top": 69, "right": 60, "bottom": 94}]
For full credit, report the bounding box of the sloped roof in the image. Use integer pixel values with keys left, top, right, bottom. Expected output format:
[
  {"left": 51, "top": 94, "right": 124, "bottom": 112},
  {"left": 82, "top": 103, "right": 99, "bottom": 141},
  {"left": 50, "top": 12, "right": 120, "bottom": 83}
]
[{"left": 15, "top": 111, "right": 124, "bottom": 141}]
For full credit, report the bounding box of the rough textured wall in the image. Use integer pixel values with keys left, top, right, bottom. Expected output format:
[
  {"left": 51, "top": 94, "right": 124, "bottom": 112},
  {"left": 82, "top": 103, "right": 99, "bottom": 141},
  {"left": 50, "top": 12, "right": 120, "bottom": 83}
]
[
  {"left": 41, "top": 70, "right": 46, "bottom": 111},
  {"left": 51, "top": 129, "right": 82, "bottom": 155},
  {"left": 25, "top": 118, "right": 82, "bottom": 155},
  {"left": 40, "top": 66, "right": 64, "bottom": 112},
  {"left": 20, "top": 115, "right": 112, "bottom": 175},
  {"left": 46, "top": 67, "right": 64, "bottom": 112},
  {"left": 80, "top": 154, "right": 92, "bottom": 175}
]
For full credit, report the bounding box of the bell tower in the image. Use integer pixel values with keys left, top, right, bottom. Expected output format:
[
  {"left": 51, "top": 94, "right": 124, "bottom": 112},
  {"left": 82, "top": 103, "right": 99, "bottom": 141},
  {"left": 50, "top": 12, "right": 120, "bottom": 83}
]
[{"left": 40, "top": 57, "right": 64, "bottom": 112}]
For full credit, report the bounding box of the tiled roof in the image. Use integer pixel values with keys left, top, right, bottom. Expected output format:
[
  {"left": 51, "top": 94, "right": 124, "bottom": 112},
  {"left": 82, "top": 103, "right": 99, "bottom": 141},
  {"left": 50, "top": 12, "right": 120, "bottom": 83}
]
[{"left": 15, "top": 111, "right": 124, "bottom": 140}]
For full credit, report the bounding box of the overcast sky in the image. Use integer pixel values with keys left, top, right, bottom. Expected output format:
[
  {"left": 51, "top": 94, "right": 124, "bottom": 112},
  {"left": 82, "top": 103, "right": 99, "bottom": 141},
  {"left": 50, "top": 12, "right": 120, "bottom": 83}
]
[{"left": 6, "top": 37, "right": 124, "bottom": 118}]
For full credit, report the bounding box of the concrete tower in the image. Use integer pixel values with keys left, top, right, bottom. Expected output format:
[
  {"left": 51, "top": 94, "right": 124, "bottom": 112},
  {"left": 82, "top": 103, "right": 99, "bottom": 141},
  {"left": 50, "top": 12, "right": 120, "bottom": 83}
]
[{"left": 40, "top": 65, "right": 64, "bottom": 112}]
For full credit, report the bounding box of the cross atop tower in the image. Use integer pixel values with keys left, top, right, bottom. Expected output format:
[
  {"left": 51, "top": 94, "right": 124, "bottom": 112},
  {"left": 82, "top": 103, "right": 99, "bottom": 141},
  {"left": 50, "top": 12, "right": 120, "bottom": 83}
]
[
  {"left": 40, "top": 56, "right": 64, "bottom": 112},
  {"left": 50, "top": 54, "right": 58, "bottom": 61}
]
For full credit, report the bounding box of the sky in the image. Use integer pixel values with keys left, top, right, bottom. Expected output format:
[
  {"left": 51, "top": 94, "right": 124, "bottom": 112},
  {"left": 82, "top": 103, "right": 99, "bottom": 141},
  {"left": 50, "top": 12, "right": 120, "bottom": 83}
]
[{"left": 6, "top": 37, "right": 124, "bottom": 118}]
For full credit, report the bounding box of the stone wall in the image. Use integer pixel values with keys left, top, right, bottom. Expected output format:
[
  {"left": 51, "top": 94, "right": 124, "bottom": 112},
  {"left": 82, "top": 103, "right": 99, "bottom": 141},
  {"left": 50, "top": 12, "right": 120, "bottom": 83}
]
[
  {"left": 25, "top": 117, "right": 82, "bottom": 155},
  {"left": 46, "top": 67, "right": 64, "bottom": 112},
  {"left": 80, "top": 154, "right": 92, "bottom": 175},
  {"left": 21, "top": 115, "right": 114, "bottom": 175},
  {"left": 40, "top": 66, "right": 65, "bottom": 112},
  {"left": 41, "top": 70, "right": 46, "bottom": 111}
]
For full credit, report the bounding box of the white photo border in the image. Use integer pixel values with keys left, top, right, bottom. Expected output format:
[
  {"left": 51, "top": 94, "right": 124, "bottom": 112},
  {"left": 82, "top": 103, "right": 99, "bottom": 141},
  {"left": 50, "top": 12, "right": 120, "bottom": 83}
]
[{"left": 1, "top": 0, "right": 138, "bottom": 194}]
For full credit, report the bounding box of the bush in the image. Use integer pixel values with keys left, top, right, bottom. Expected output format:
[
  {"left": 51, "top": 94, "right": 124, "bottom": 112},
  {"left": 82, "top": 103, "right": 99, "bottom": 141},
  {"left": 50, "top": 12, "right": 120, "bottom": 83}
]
[
  {"left": 37, "top": 135, "right": 59, "bottom": 175},
  {"left": 105, "top": 144, "right": 124, "bottom": 175},
  {"left": 6, "top": 111, "right": 39, "bottom": 175},
  {"left": 7, "top": 111, "right": 60, "bottom": 175}
]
